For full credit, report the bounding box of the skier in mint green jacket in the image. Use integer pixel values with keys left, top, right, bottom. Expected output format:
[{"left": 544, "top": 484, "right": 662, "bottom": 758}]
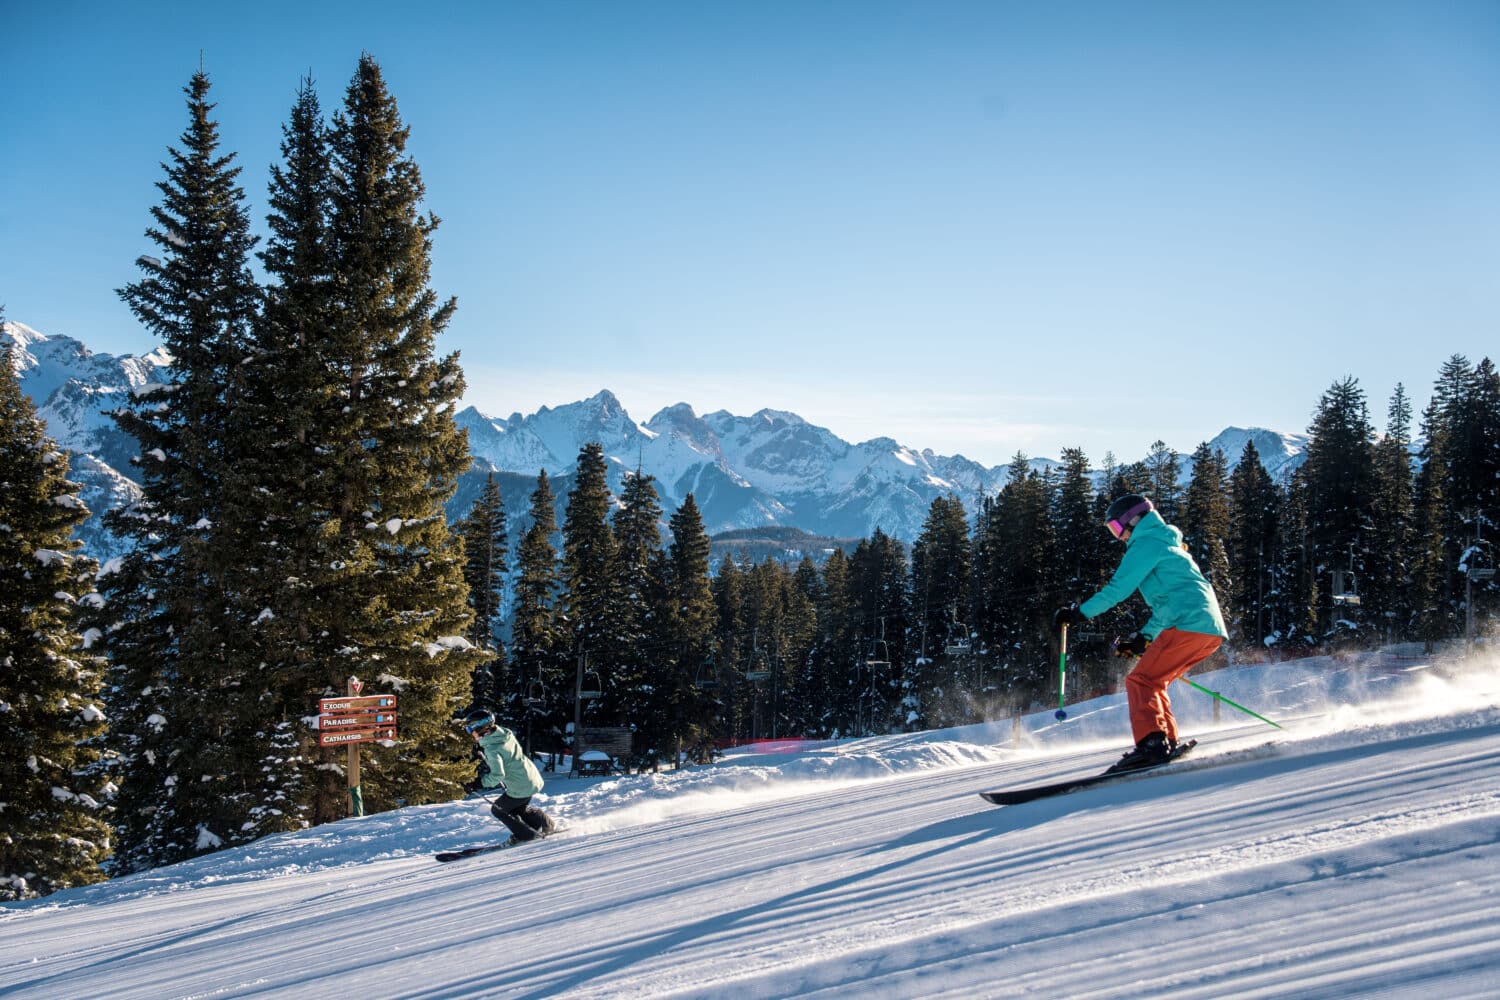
[
  {"left": 1053, "top": 494, "right": 1228, "bottom": 773},
  {"left": 460, "top": 709, "right": 555, "bottom": 846}
]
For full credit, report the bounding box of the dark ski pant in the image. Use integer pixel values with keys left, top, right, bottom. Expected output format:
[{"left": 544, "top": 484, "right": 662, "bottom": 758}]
[
  {"left": 491, "top": 794, "right": 554, "bottom": 842},
  {"left": 1127, "top": 627, "right": 1223, "bottom": 744}
]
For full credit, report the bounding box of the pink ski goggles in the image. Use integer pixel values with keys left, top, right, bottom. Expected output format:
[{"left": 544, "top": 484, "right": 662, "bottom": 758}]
[{"left": 1107, "top": 501, "right": 1153, "bottom": 540}]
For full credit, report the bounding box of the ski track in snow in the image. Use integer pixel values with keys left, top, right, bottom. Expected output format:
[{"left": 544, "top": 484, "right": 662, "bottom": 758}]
[{"left": 5, "top": 651, "right": 1500, "bottom": 999}]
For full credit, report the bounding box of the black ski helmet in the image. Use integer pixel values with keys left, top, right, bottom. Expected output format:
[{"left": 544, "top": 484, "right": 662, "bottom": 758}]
[
  {"left": 1105, "top": 494, "right": 1154, "bottom": 539},
  {"left": 460, "top": 708, "right": 497, "bottom": 735}
]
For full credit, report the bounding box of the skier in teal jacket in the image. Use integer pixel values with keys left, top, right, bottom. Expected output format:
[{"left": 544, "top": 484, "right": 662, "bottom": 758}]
[
  {"left": 1054, "top": 494, "right": 1227, "bottom": 772},
  {"left": 460, "top": 709, "right": 555, "bottom": 845}
]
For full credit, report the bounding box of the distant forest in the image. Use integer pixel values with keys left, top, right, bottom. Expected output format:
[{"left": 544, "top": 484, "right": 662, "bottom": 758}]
[{"left": 486, "top": 359, "right": 1499, "bottom": 761}]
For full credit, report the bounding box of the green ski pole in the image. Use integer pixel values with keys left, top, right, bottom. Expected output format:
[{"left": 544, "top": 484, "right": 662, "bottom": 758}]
[
  {"left": 1054, "top": 624, "right": 1069, "bottom": 721},
  {"left": 1181, "top": 678, "right": 1282, "bottom": 730}
]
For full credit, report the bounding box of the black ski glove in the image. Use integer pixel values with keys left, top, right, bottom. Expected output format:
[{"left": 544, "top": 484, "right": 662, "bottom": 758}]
[
  {"left": 1113, "top": 633, "right": 1151, "bottom": 658},
  {"left": 1052, "top": 605, "right": 1086, "bottom": 633},
  {"left": 462, "top": 779, "right": 482, "bottom": 794}
]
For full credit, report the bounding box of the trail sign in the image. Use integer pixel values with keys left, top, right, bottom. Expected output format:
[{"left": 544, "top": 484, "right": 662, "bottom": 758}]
[
  {"left": 318, "top": 727, "right": 396, "bottom": 747},
  {"left": 316, "top": 680, "right": 399, "bottom": 815},
  {"left": 319, "top": 694, "right": 397, "bottom": 713},
  {"left": 319, "top": 711, "right": 398, "bottom": 729}
]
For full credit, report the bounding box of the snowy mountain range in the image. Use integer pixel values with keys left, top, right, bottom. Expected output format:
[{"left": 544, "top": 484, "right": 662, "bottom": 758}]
[
  {"left": 2, "top": 322, "right": 171, "bottom": 561},
  {"left": 3, "top": 320, "right": 1310, "bottom": 557},
  {"left": 453, "top": 394, "right": 1309, "bottom": 540}
]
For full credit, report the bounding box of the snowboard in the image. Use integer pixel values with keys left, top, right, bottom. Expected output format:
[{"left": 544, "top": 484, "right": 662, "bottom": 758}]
[{"left": 979, "top": 739, "right": 1197, "bottom": 806}]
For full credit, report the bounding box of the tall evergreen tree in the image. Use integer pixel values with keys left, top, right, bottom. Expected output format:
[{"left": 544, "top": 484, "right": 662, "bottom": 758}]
[
  {"left": 658, "top": 495, "right": 716, "bottom": 754},
  {"left": 1179, "top": 443, "right": 1233, "bottom": 610},
  {"left": 562, "top": 443, "right": 620, "bottom": 723},
  {"left": 909, "top": 495, "right": 973, "bottom": 727},
  {"left": 782, "top": 556, "right": 825, "bottom": 736},
  {"left": 226, "top": 72, "right": 349, "bottom": 832},
  {"left": 1226, "top": 440, "right": 1279, "bottom": 648},
  {"left": 1366, "top": 385, "right": 1417, "bottom": 642},
  {"left": 814, "top": 547, "right": 856, "bottom": 736},
  {"left": 1413, "top": 398, "right": 1456, "bottom": 649},
  {"left": 103, "top": 69, "right": 265, "bottom": 871},
  {"left": 302, "top": 53, "right": 486, "bottom": 813},
  {"left": 1050, "top": 449, "right": 1106, "bottom": 600},
  {"left": 610, "top": 469, "right": 663, "bottom": 730},
  {"left": 1301, "top": 376, "right": 1376, "bottom": 641},
  {"left": 1143, "top": 440, "right": 1184, "bottom": 521},
  {"left": 0, "top": 343, "right": 111, "bottom": 899},
  {"left": 510, "top": 471, "right": 564, "bottom": 755},
  {"left": 1270, "top": 471, "right": 1319, "bottom": 649},
  {"left": 458, "top": 473, "right": 508, "bottom": 706},
  {"left": 848, "top": 529, "right": 909, "bottom": 734},
  {"left": 976, "top": 456, "right": 1056, "bottom": 705}
]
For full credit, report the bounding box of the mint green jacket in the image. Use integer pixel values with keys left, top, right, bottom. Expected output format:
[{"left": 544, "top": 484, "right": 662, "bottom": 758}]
[
  {"left": 1080, "top": 511, "right": 1228, "bottom": 640},
  {"left": 475, "top": 725, "right": 544, "bottom": 798}
]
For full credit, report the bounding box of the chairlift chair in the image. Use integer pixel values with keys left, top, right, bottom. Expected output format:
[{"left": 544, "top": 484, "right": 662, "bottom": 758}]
[
  {"left": 578, "top": 669, "right": 604, "bottom": 700},
  {"left": 1332, "top": 569, "right": 1361, "bottom": 606},
  {"left": 694, "top": 657, "right": 719, "bottom": 691},
  {"left": 863, "top": 640, "right": 891, "bottom": 668},
  {"left": 523, "top": 680, "right": 548, "bottom": 707},
  {"left": 745, "top": 650, "right": 772, "bottom": 682},
  {"left": 944, "top": 621, "right": 972, "bottom": 656}
]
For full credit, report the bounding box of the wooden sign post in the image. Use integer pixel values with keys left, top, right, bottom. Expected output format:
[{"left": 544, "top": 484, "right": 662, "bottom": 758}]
[
  {"left": 316, "top": 678, "right": 399, "bottom": 818},
  {"left": 346, "top": 677, "right": 363, "bottom": 817}
]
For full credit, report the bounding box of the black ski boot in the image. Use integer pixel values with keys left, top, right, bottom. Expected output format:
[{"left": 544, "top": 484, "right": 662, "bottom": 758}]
[{"left": 1105, "top": 731, "right": 1174, "bottom": 774}]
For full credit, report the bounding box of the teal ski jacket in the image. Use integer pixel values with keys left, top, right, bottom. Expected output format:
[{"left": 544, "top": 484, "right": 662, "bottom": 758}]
[
  {"left": 1079, "top": 510, "right": 1228, "bottom": 640},
  {"left": 475, "top": 725, "right": 544, "bottom": 799}
]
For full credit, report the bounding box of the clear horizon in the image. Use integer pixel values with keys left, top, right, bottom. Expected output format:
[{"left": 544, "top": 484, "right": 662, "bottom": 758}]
[{"left": 4, "top": 1, "right": 1497, "bottom": 466}]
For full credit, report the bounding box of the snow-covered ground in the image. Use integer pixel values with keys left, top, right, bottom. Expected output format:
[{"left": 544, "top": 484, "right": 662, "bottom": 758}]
[{"left": 6, "top": 647, "right": 1500, "bottom": 999}]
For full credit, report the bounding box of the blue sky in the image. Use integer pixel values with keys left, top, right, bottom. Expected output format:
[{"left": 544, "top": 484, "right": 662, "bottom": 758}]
[{"left": 3, "top": 1, "right": 1498, "bottom": 466}]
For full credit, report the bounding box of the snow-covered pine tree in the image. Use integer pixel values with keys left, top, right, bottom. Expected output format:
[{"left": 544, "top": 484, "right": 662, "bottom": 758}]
[
  {"left": 610, "top": 468, "right": 663, "bottom": 731},
  {"left": 1366, "top": 385, "right": 1417, "bottom": 643},
  {"left": 562, "top": 442, "right": 620, "bottom": 726},
  {"left": 807, "top": 548, "right": 854, "bottom": 737},
  {"left": 1423, "top": 357, "right": 1500, "bottom": 635},
  {"left": 710, "top": 554, "right": 746, "bottom": 734},
  {"left": 0, "top": 339, "right": 112, "bottom": 900},
  {"left": 662, "top": 495, "right": 717, "bottom": 752},
  {"left": 908, "top": 495, "right": 972, "bottom": 727},
  {"left": 1413, "top": 397, "right": 1456, "bottom": 650},
  {"left": 458, "top": 473, "right": 508, "bottom": 709},
  {"left": 1271, "top": 470, "right": 1319, "bottom": 650},
  {"left": 1227, "top": 440, "right": 1280, "bottom": 649},
  {"left": 847, "top": 529, "right": 909, "bottom": 735},
  {"left": 1301, "top": 377, "right": 1376, "bottom": 643},
  {"left": 1179, "top": 443, "right": 1233, "bottom": 618},
  {"left": 511, "top": 471, "right": 564, "bottom": 755},
  {"left": 237, "top": 74, "right": 353, "bottom": 829},
  {"left": 783, "top": 556, "right": 825, "bottom": 736},
  {"left": 975, "top": 455, "right": 1056, "bottom": 704},
  {"left": 105, "top": 69, "right": 264, "bottom": 871},
  {"left": 313, "top": 54, "right": 488, "bottom": 810},
  {"left": 1142, "top": 440, "right": 1183, "bottom": 521}
]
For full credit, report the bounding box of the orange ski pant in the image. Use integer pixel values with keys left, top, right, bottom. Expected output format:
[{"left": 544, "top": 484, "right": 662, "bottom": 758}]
[{"left": 1126, "top": 628, "right": 1223, "bottom": 744}]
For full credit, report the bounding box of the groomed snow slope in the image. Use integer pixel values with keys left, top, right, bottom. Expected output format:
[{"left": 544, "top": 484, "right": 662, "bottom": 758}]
[{"left": 6, "top": 650, "right": 1500, "bottom": 999}]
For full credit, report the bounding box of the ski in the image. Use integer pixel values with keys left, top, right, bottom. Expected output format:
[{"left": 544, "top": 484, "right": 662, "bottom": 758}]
[
  {"left": 434, "top": 825, "right": 567, "bottom": 863},
  {"left": 979, "top": 739, "right": 1197, "bottom": 806},
  {"left": 435, "top": 842, "right": 517, "bottom": 863}
]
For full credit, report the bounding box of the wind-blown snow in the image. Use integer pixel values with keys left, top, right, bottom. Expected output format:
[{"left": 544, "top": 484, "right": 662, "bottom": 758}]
[{"left": 5, "top": 647, "right": 1500, "bottom": 998}]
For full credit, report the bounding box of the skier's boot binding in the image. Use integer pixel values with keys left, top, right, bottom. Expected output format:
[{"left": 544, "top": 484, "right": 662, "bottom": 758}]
[{"left": 1106, "top": 731, "right": 1174, "bottom": 774}]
